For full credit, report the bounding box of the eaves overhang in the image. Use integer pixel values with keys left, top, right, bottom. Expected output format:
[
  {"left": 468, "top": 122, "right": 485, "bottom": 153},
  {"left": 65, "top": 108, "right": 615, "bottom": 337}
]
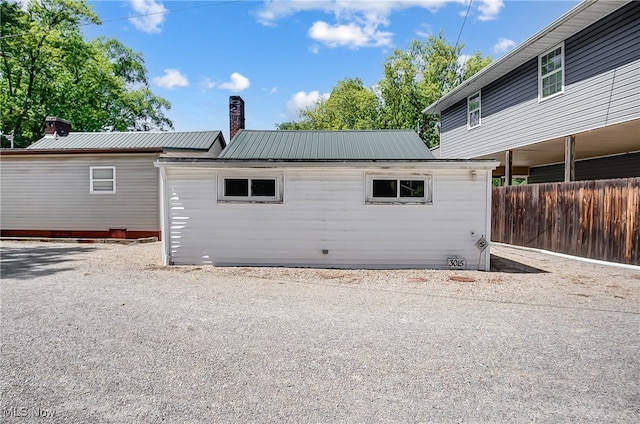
[
  {"left": 0, "top": 147, "right": 163, "bottom": 155},
  {"left": 154, "top": 158, "right": 499, "bottom": 170},
  {"left": 422, "top": 0, "right": 630, "bottom": 115}
]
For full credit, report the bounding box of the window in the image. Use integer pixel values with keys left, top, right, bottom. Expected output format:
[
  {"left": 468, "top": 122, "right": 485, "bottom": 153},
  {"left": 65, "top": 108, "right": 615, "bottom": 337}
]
[
  {"left": 467, "top": 91, "right": 481, "bottom": 129},
  {"left": 90, "top": 166, "right": 115, "bottom": 193},
  {"left": 366, "top": 174, "right": 432, "bottom": 204},
  {"left": 539, "top": 43, "right": 564, "bottom": 100},
  {"left": 218, "top": 175, "right": 283, "bottom": 203}
]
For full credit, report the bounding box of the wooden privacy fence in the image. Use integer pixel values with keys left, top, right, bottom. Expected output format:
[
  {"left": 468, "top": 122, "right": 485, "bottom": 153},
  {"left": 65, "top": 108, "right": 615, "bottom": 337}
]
[{"left": 492, "top": 178, "right": 640, "bottom": 265}]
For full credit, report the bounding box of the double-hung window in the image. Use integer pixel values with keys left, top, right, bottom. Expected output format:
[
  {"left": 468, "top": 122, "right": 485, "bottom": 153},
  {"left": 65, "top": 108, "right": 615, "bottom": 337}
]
[
  {"left": 366, "top": 174, "right": 432, "bottom": 204},
  {"left": 467, "top": 91, "right": 481, "bottom": 129},
  {"left": 90, "top": 166, "right": 116, "bottom": 194},
  {"left": 218, "top": 174, "right": 283, "bottom": 203},
  {"left": 539, "top": 43, "right": 564, "bottom": 100}
]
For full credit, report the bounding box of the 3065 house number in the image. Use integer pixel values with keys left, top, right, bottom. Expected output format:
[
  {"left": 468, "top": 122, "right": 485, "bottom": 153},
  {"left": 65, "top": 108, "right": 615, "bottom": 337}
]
[{"left": 447, "top": 257, "right": 467, "bottom": 269}]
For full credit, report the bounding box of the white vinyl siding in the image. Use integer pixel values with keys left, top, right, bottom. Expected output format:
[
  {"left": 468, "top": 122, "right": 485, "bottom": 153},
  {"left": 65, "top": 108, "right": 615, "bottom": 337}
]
[
  {"left": 467, "top": 91, "right": 481, "bottom": 129},
  {"left": 163, "top": 166, "right": 491, "bottom": 270},
  {"left": 1, "top": 154, "right": 159, "bottom": 231},
  {"left": 539, "top": 43, "right": 565, "bottom": 100},
  {"left": 90, "top": 166, "right": 116, "bottom": 193}
]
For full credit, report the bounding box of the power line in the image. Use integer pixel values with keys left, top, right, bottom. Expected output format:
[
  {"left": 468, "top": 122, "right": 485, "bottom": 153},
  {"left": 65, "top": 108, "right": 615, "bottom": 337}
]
[
  {"left": 0, "top": 1, "right": 241, "bottom": 40},
  {"left": 428, "top": 0, "right": 474, "bottom": 118},
  {"left": 454, "top": 0, "right": 474, "bottom": 52}
]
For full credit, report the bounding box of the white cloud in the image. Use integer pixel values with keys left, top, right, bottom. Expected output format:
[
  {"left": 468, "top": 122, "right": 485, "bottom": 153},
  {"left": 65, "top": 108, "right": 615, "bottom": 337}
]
[
  {"left": 457, "top": 54, "right": 472, "bottom": 67},
  {"left": 415, "top": 23, "right": 433, "bottom": 39},
  {"left": 494, "top": 37, "right": 515, "bottom": 53},
  {"left": 152, "top": 69, "right": 189, "bottom": 89},
  {"left": 218, "top": 73, "right": 251, "bottom": 92},
  {"left": 201, "top": 77, "right": 217, "bottom": 90},
  {"left": 287, "top": 90, "right": 329, "bottom": 116},
  {"left": 255, "top": 1, "right": 505, "bottom": 50},
  {"left": 128, "top": 0, "right": 167, "bottom": 34},
  {"left": 256, "top": 1, "right": 446, "bottom": 50},
  {"left": 256, "top": 1, "right": 450, "bottom": 26},
  {"left": 261, "top": 87, "right": 278, "bottom": 95},
  {"left": 477, "top": 0, "right": 504, "bottom": 21},
  {"left": 309, "top": 21, "right": 392, "bottom": 48}
]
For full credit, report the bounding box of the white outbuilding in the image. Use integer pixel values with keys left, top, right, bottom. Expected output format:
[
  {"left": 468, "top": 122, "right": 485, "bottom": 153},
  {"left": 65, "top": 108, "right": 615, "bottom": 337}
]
[{"left": 156, "top": 130, "right": 498, "bottom": 270}]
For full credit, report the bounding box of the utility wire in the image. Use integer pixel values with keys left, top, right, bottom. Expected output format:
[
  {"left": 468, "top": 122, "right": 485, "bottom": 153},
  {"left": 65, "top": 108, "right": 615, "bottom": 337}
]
[
  {"left": 454, "top": 0, "right": 474, "bottom": 53},
  {"left": 0, "top": 0, "right": 241, "bottom": 40},
  {"left": 428, "top": 0, "right": 474, "bottom": 116}
]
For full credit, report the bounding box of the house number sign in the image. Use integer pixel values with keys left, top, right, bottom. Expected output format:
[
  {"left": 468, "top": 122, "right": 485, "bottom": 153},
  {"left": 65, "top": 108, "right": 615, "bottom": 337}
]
[{"left": 447, "top": 256, "right": 467, "bottom": 269}]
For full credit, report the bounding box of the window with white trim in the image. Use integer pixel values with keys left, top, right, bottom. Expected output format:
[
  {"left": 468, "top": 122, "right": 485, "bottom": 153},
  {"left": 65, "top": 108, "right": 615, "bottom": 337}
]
[
  {"left": 539, "top": 43, "right": 564, "bottom": 100},
  {"left": 90, "top": 166, "right": 116, "bottom": 193},
  {"left": 467, "top": 91, "right": 481, "bottom": 129},
  {"left": 218, "top": 174, "right": 283, "bottom": 203},
  {"left": 366, "top": 174, "right": 432, "bottom": 204}
]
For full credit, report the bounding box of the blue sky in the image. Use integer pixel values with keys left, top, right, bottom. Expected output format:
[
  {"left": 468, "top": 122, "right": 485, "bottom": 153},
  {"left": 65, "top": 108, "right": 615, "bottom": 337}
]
[{"left": 84, "top": 1, "right": 579, "bottom": 141}]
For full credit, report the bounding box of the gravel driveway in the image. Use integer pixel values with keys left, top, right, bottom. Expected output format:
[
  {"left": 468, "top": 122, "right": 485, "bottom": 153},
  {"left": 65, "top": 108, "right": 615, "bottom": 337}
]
[{"left": 1, "top": 240, "right": 639, "bottom": 423}]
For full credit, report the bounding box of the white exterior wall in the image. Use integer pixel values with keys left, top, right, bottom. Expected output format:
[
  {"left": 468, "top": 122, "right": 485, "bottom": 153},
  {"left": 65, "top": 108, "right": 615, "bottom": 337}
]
[
  {"left": 0, "top": 154, "right": 159, "bottom": 232},
  {"left": 162, "top": 165, "right": 493, "bottom": 270}
]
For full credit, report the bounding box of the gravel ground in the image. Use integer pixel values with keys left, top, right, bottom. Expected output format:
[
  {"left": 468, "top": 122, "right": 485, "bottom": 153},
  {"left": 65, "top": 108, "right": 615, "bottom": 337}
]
[{"left": 1, "top": 240, "right": 639, "bottom": 423}]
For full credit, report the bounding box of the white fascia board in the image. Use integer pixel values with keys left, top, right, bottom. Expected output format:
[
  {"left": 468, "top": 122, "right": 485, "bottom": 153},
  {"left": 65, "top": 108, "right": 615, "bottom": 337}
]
[{"left": 154, "top": 159, "right": 499, "bottom": 171}]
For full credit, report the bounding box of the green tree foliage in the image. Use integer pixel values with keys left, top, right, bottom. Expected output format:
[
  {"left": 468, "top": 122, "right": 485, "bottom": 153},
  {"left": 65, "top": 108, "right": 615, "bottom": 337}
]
[
  {"left": 0, "top": 0, "right": 173, "bottom": 147},
  {"left": 303, "top": 78, "right": 379, "bottom": 130},
  {"left": 277, "top": 32, "right": 491, "bottom": 148}
]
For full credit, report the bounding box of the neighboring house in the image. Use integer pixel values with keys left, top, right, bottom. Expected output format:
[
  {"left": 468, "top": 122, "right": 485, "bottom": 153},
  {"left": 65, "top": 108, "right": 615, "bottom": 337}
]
[
  {"left": 0, "top": 117, "right": 226, "bottom": 239},
  {"left": 156, "top": 129, "right": 497, "bottom": 270},
  {"left": 423, "top": 0, "right": 639, "bottom": 184}
]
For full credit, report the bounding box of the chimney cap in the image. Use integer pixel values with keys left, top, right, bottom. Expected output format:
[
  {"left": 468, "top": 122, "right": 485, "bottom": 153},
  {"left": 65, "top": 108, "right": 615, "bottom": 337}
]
[{"left": 45, "top": 116, "right": 71, "bottom": 125}]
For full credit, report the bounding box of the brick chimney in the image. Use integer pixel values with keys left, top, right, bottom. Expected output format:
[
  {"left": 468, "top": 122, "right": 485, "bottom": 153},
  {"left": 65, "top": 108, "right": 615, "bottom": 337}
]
[
  {"left": 44, "top": 116, "right": 71, "bottom": 137},
  {"left": 229, "top": 96, "right": 245, "bottom": 140}
]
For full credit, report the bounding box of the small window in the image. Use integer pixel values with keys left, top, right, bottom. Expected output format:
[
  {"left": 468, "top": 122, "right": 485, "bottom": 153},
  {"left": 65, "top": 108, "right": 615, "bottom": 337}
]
[
  {"left": 539, "top": 43, "right": 564, "bottom": 100},
  {"left": 219, "top": 175, "right": 282, "bottom": 203},
  {"left": 90, "top": 166, "right": 115, "bottom": 194},
  {"left": 251, "top": 179, "right": 276, "bottom": 197},
  {"left": 372, "top": 179, "right": 397, "bottom": 197},
  {"left": 224, "top": 179, "right": 249, "bottom": 197},
  {"left": 366, "top": 174, "right": 432, "bottom": 204},
  {"left": 467, "top": 91, "right": 481, "bottom": 129}
]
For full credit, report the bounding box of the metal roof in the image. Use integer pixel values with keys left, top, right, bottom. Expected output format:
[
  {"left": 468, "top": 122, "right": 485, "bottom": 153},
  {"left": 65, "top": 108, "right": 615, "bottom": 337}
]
[
  {"left": 27, "top": 131, "right": 223, "bottom": 151},
  {"left": 423, "top": 0, "right": 630, "bottom": 115},
  {"left": 218, "top": 130, "right": 435, "bottom": 160}
]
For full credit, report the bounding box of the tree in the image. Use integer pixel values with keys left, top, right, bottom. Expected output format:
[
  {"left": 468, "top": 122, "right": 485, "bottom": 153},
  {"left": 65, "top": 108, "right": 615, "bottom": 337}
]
[
  {"left": 278, "top": 78, "right": 379, "bottom": 131},
  {"left": 0, "top": 0, "right": 173, "bottom": 147},
  {"left": 277, "top": 33, "right": 491, "bottom": 148},
  {"left": 378, "top": 33, "right": 491, "bottom": 147}
]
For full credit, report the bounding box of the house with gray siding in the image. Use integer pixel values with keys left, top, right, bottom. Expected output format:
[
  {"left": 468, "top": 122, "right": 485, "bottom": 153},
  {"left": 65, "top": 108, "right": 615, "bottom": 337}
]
[
  {"left": 156, "top": 129, "right": 497, "bottom": 270},
  {"left": 0, "top": 117, "right": 226, "bottom": 239},
  {"left": 423, "top": 0, "right": 639, "bottom": 184}
]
